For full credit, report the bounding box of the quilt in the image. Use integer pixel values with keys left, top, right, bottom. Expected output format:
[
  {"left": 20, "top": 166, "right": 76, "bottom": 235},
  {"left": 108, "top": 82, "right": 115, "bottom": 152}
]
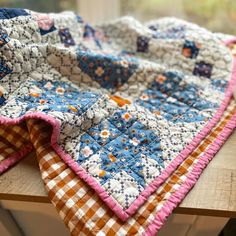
[{"left": 0, "top": 8, "right": 236, "bottom": 235}]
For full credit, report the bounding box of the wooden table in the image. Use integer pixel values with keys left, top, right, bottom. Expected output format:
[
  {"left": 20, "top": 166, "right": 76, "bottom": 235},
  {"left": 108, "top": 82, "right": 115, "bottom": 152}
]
[{"left": 0, "top": 130, "right": 236, "bottom": 218}]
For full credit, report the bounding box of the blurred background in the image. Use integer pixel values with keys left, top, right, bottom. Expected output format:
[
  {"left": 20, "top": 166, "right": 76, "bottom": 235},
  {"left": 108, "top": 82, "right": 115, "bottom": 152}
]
[{"left": 0, "top": 0, "right": 235, "bottom": 34}]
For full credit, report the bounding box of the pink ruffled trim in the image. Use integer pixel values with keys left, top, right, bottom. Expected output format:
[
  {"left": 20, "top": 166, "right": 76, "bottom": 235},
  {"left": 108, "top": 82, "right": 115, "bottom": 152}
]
[
  {"left": 0, "top": 41, "right": 235, "bottom": 221},
  {"left": 144, "top": 109, "right": 236, "bottom": 236}
]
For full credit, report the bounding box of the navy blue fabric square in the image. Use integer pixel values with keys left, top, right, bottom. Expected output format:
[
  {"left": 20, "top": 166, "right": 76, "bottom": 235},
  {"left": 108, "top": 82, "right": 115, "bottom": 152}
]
[
  {"left": 59, "top": 28, "right": 75, "bottom": 47},
  {"left": 137, "top": 36, "right": 150, "bottom": 53},
  {"left": 0, "top": 59, "right": 12, "bottom": 80},
  {"left": 182, "top": 40, "right": 200, "bottom": 59},
  {"left": 0, "top": 95, "right": 6, "bottom": 106},
  {"left": 0, "top": 8, "right": 29, "bottom": 20},
  {"left": 193, "top": 61, "right": 213, "bottom": 78},
  {"left": 40, "top": 25, "right": 57, "bottom": 36}
]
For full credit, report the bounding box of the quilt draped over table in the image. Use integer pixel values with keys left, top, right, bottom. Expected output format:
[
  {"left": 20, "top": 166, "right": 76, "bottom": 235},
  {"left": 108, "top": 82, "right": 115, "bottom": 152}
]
[{"left": 0, "top": 8, "right": 236, "bottom": 235}]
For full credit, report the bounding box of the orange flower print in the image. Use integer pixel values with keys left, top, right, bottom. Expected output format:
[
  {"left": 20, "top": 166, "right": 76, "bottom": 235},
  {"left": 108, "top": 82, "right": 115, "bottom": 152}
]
[
  {"left": 182, "top": 48, "right": 192, "bottom": 58},
  {"left": 30, "top": 92, "right": 40, "bottom": 97},
  {"left": 95, "top": 66, "right": 104, "bottom": 77},
  {"left": 68, "top": 105, "right": 78, "bottom": 112},
  {"left": 122, "top": 112, "right": 132, "bottom": 122},
  {"left": 109, "top": 95, "right": 131, "bottom": 107},
  {"left": 99, "top": 170, "right": 106, "bottom": 177},
  {"left": 153, "top": 110, "right": 161, "bottom": 116},
  {"left": 39, "top": 99, "right": 47, "bottom": 105},
  {"left": 140, "top": 94, "right": 149, "bottom": 101},
  {"left": 108, "top": 153, "right": 116, "bottom": 162},
  {"left": 56, "top": 87, "right": 65, "bottom": 95},
  {"left": 100, "top": 129, "right": 110, "bottom": 139},
  {"left": 156, "top": 74, "right": 167, "bottom": 84},
  {"left": 81, "top": 146, "right": 93, "bottom": 157}
]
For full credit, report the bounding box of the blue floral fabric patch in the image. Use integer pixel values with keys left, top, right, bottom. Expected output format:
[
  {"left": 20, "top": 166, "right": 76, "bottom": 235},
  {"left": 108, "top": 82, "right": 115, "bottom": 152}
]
[
  {"left": 0, "top": 59, "right": 12, "bottom": 80},
  {"left": 77, "top": 48, "right": 138, "bottom": 90},
  {"left": 0, "top": 29, "right": 10, "bottom": 48},
  {"left": 136, "top": 71, "right": 218, "bottom": 123},
  {"left": 17, "top": 80, "right": 99, "bottom": 116}
]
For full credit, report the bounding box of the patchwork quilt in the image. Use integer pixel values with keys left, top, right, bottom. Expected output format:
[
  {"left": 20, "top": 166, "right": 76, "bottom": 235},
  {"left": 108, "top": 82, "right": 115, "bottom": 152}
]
[{"left": 0, "top": 8, "right": 236, "bottom": 235}]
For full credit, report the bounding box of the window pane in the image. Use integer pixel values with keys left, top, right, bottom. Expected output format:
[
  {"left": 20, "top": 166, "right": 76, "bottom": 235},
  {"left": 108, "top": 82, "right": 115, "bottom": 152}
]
[
  {"left": 121, "top": 0, "right": 236, "bottom": 34},
  {"left": 0, "top": 0, "right": 77, "bottom": 12}
]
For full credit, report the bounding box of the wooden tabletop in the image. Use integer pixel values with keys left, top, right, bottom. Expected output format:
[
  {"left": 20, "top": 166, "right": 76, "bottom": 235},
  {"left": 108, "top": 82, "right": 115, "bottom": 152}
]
[{"left": 0, "top": 130, "right": 236, "bottom": 217}]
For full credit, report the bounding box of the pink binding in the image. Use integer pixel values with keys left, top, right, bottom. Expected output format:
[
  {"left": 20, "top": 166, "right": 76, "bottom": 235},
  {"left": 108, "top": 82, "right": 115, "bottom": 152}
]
[{"left": 0, "top": 41, "right": 236, "bottom": 222}]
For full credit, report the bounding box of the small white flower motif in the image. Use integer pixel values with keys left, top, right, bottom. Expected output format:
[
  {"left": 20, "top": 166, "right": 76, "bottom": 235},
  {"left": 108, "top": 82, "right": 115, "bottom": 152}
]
[
  {"left": 117, "top": 123, "right": 122, "bottom": 127},
  {"left": 140, "top": 94, "right": 149, "bottom": 101},
  {"left": 81, "top": 146, "right": 93, "bottom": 157},
  {"left": 91, "top": 153, "right": 100, "bottom": 162},
  {"left": 140, "top": 132, "right": 145, "bottom": 137},
  {"left": 167, "top": 97, "right": 177, "bottom": 103},
  {"left": 129, "top": 137, "right": 140, "bottom": 146},
  {"left": 166, "top": 83, "right": 172, "bottom": 89},
  {"left": 56, "top": 87, "right": 65, "bottom": 95},
  {"left": 95, "top": 67, "right": 104, "bottom": 77},
  {"left": 44, "top": 82, "right": 54, "bottom": 90},
  {"left": 122, "top": 112, "right": 132, "bottom": 122},
  {"left": 100, "top": 129, "right": 110, "bottom": 139}
]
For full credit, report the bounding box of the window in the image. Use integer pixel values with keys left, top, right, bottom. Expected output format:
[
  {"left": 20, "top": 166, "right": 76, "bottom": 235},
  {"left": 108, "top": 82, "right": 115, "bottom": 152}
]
[
  {"left": 0, "top": 0, "right": 235, "bottom": 34},
  {"left": 121, "top": 0, "right": 236, "bottom": 34}
]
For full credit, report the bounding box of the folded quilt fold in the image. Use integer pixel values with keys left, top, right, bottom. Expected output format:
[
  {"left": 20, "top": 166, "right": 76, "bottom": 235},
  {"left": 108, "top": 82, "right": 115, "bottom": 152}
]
[{"left": 0, "top": 8, "right": 236, "bottom": 235}]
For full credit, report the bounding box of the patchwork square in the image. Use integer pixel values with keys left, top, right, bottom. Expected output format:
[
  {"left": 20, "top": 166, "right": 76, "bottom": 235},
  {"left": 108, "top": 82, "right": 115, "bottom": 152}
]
[
  {"left": 59, "top": 28, "right": 75, "bottom": 47},
  {"left": 193, "top": 61, "right": 213, "bottom": 78},
  {"left": 77, "top": 49, "right": 138, "bottom": 89},
  {"left": 182, "top": 40, "right": 200, "bottom": 58},
  {"left": 137, "top": 36, "right": 150, "bottom": 53}
]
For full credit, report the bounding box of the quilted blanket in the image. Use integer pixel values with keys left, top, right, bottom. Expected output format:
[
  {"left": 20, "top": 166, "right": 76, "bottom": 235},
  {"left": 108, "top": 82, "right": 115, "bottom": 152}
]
[{"left": 1, "top": 8, "right": 236, "bottom": 235}]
